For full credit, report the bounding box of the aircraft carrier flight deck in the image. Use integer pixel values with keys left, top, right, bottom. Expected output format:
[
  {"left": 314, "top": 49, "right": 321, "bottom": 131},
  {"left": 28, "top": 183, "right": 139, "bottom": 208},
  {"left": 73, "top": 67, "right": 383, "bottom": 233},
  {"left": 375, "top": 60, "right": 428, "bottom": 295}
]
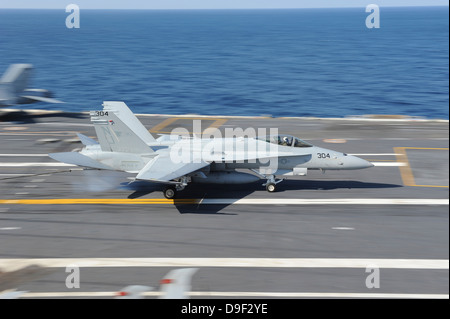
[{"left": 0, "top": 109, "right": 448, "bottom": 299}]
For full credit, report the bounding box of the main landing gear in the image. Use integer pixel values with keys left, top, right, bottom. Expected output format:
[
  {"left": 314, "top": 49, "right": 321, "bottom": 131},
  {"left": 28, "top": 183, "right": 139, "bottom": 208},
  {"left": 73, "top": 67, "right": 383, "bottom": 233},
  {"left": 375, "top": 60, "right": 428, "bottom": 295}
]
[
  {"left": 163, "top": 177, "right": 189, "bottom": 199},
  {"left": 163, "top": 184, "right": 187, "bottom": 199},
  {"left": 163, "top": 186, "right": 177, "bottom": 199}
]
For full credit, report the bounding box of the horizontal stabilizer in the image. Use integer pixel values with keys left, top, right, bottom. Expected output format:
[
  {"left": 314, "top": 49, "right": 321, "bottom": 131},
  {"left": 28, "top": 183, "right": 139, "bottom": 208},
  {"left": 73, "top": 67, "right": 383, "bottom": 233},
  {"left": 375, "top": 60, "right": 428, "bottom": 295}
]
[
  {"left": 20, "top": 95, "right": 64, "bottom": 104},
  {"left": 49, "top": 152, "right": 113, "bottom": 170},
  {"left": 115, "top": 285, "right": 153, "bottom": 299},
  {"left": 76, "top": 133, "right": 98, "bottom": 146}
]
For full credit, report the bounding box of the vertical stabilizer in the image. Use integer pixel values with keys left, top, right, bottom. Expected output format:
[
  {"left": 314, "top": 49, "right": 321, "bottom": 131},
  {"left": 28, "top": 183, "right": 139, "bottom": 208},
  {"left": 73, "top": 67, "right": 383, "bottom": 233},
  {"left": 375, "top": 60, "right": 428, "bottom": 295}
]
[
  {"left": 0, "top": 64, "right": 33, "bottom": 95},
  {"left": 159, "top": 268, "right": 198, "bottom": 299},
  {"left": 102, "top": 101, "right": 156, "bottom": 144},
  {"left": 91, "top": 110, "right": 153, "bottom": 154}
]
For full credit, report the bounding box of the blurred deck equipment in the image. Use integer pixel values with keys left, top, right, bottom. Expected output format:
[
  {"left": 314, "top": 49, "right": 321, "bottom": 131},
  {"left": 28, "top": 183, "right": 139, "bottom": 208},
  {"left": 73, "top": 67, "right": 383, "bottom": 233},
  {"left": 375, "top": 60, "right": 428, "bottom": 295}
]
[
  {"left": 0, "top": 64, "right": 64, "bottom": 107},
  {"left": 115, "top": 268, "right": 198, "bottom": 299}
]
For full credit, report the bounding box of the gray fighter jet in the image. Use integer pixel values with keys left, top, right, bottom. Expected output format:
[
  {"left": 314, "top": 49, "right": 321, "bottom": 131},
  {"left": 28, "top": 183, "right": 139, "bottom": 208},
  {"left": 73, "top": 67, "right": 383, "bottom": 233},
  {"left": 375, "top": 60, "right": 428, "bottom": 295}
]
[
  {"left": 0, "top": 64, "right": 63, "bottom": 107},
  {"left": 49, "top": 101, "right": 373, "bottom": 199}
]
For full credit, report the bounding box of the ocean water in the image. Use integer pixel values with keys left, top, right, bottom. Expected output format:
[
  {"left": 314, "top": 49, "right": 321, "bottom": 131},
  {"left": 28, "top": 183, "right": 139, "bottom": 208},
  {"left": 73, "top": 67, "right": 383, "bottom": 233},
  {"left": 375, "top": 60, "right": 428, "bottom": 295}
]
[{"left": 0, "top": 7, "right": 448, "bottom": 119}]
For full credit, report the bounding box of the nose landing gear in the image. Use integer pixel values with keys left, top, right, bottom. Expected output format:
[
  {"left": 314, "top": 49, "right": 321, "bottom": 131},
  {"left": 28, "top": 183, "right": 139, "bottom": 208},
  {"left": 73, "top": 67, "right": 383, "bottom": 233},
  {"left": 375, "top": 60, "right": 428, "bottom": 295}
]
[
  {"left": 261, "top": 174, "right": 284, "bottom": 193},
  {"left": 250, "top": 170, "right": 284, "bottom": 193}
]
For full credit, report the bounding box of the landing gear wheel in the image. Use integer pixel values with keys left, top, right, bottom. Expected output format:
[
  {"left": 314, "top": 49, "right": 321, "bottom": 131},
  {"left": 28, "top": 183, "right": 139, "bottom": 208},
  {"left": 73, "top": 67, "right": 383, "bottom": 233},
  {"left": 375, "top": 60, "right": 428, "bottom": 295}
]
[
  {"left": 163, "top": 186, "right": 177, "bottom": 199},
  {"left": 266, "top": 183, "right": 276, "bottom": 193}
]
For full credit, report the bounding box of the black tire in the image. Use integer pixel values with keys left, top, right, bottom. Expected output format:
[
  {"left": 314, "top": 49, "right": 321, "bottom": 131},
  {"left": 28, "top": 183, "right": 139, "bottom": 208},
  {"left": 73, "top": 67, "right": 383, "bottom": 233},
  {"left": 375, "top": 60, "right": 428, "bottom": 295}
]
[
  {"left": 163, "top": 186, "right": 177, "bottom": 199},
  {"left": 266, "top": 183, "right": 276, "bottom": 192}
]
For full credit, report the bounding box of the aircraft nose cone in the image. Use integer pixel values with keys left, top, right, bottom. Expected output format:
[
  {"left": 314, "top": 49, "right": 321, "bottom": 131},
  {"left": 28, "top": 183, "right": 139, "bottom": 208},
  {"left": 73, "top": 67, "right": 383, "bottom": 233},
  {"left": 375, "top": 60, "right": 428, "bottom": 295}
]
[{"left": 348, "top": 156, "right": 374, "bottom": 169}]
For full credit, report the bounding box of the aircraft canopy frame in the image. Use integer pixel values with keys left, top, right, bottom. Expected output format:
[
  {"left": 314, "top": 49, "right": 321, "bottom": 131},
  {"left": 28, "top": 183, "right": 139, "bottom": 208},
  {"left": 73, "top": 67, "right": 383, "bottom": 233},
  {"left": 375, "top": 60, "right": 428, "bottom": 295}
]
[{"left": 256, "top": 135, "right": 313, "bottom": 148}]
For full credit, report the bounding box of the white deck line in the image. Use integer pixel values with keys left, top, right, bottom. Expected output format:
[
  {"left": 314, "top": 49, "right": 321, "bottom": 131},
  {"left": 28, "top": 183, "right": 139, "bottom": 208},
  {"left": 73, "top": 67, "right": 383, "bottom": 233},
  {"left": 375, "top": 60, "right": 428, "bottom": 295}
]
[
  {"left": 19, "top": 291, "right": 449, "bottom": 299},
  {"left": 0, "top": 258, "right": 447, "bottom": 272}
]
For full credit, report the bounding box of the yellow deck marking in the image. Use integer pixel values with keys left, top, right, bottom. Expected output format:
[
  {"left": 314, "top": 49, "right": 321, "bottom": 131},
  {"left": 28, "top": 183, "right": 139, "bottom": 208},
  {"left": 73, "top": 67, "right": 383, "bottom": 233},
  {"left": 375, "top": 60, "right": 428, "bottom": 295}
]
[
  {"left": 149, "top": 117, "right": 228, "bottom": 134},
  {"left": 0, "top": 198, "right": 199, "bottom": 205},
  {"left": 0, "top": 198, "right": 447, "bottom": 206},
  {"left": 207, "top": 118, "right": 228, "bottom": 129},
  {"left": 148, "top": 118, "right": 179, "bottom": 133},
  {"left": 394, "top": 147, "right": 449, "bottom": 188}
]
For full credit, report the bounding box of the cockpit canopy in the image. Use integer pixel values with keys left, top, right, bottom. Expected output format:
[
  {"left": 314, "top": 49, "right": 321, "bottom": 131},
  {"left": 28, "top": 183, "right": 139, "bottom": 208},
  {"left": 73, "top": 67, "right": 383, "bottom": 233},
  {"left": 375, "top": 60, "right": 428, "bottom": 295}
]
[{"left": 256, "top": 135, "right": 313, "bottom": 148}]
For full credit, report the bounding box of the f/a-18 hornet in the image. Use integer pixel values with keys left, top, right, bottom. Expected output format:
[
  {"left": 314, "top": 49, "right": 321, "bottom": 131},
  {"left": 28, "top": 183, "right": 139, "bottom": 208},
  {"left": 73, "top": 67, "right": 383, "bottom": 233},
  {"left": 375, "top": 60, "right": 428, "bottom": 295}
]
[{"left": 49, "top": 101, "right": 373, "bottom": 199}]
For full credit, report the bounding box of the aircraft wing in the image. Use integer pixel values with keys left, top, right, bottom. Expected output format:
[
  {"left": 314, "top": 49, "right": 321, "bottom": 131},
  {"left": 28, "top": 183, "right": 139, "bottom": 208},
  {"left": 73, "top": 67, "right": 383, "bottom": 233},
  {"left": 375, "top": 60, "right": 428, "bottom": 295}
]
[
  {"left": 136, "top": 153, "right": 209, "bottom": 182},
  {"left": 20, "top": 95, "right": 64, "bottom": 104}
]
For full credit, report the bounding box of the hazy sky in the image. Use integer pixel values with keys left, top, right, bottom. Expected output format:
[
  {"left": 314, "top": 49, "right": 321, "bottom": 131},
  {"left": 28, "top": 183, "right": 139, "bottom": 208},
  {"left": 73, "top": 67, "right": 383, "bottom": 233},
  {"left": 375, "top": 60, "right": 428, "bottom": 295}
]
[{"left": 1, "top": 0, "right": 449, "bottom": 9}]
